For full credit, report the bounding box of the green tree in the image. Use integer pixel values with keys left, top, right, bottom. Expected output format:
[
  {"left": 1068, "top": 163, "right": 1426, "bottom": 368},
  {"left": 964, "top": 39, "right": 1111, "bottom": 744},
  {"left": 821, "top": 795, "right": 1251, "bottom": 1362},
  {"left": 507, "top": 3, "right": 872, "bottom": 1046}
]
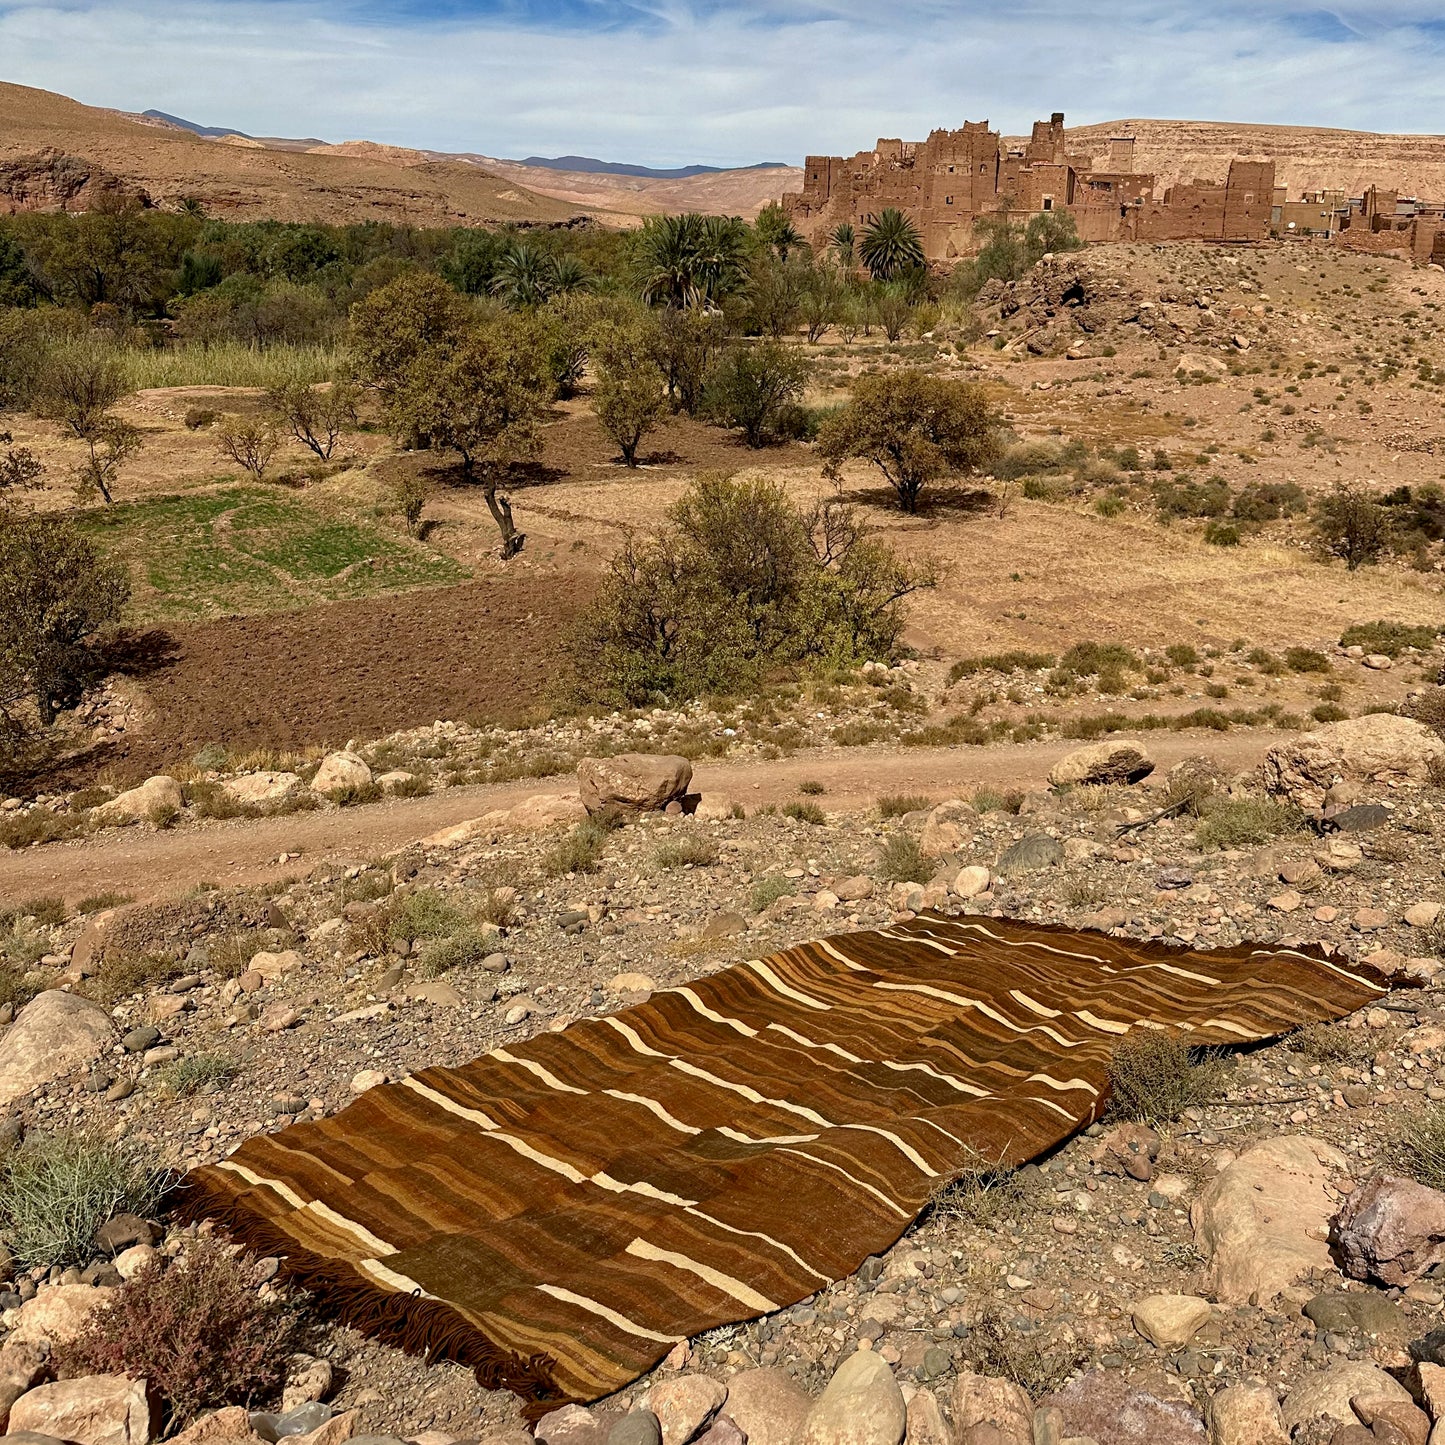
[
  {"left": 746, "top": 257, "right": 808, "bottom": 339},
  {"left": 650, "top": 307, "right": 728, "bottom": 415},
  {"left": 0, "top": 232, "right": 41, "bottom": 307},
  {"left": 1024, "top": 209, "right": 1085, "bottom": 259},
  {"left": 347, "top": 271, "right": 470, "bottom": 400},
  {"left": 829, "top": 222, "right": 856, "bottom": 270},
  {"left": 633, "top": 214, "right": 747, "bottom": 308},
  {"left": 800, "top": 265, "right": 845, "bottom": 344},
  {"left": 34, "top": 340, "right": 141, "bottom": 504},
  {"left": 0, "top": 510, "right": 130, "bottom": 766},
  {"left": 754, "top": 203, "right": 805, "bottom": 262},
  {"left": 593, "top": 318, "right": 666, "bottom": 467},
  {"left": 818, "top": 370, "right": 1001, "bottom": 512},
  {"left": 860, "top": 208, "right": 925, "bottom": 281},
  {"left": 490, "top": 243, "right": 557, "bottom": 309},
  {"left": 0, "top": 434, "right": 43, "bottom": 497},
  {"left": 389, "top": 316, "right": 552, "bottom": 558},
  {"left": 1315, "top": 482, "right": 1390, "bottom": 570},
  {"left": 704, "top": 341, "right": 810, "bottom": 448},
  {"left": 266, "top": 379, "right": 358, "bottom": 461},
  {"left": 42, "top": 198, "right": 169, "bottom": 314}
]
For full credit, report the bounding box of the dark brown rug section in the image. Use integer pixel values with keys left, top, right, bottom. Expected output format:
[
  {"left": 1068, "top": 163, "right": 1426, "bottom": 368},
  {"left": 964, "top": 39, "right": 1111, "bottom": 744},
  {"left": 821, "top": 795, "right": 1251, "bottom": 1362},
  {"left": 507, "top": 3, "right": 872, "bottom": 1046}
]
[{"left": 179, "top": 916, "right": 1389, "bottom": 1414}]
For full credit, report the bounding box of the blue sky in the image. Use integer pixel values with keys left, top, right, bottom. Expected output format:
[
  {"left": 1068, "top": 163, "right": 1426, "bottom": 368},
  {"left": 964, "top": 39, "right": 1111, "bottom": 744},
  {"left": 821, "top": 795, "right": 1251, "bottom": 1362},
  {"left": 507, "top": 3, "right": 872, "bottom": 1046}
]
[{"left": 2, "top": 0, "right": 1443, "bottom": 166}]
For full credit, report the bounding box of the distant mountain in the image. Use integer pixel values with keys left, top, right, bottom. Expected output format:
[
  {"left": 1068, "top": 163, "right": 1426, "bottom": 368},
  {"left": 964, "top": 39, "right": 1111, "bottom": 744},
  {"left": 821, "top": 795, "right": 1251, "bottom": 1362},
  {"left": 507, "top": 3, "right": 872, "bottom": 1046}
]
[
  {"left": 517, "top": 155, "right": 791, "bottom": 180},
  {"left": 141, "top": 109, "right": 248, "bottom": 139}
]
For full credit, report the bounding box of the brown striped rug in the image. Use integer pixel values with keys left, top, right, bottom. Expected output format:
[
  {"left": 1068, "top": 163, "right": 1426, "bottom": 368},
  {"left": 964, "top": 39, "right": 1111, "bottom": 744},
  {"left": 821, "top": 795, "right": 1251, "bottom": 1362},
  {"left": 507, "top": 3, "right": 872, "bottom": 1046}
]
[{"left": 180, "top": 916, "right": 1388, "bottom": 1413}]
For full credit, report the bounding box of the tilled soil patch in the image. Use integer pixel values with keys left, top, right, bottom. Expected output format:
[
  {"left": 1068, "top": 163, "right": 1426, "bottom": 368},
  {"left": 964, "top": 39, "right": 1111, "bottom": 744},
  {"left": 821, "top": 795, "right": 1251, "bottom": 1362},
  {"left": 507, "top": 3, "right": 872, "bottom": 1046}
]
[{"left": 78, "top": 575, "right": 594, "bottom": 783}]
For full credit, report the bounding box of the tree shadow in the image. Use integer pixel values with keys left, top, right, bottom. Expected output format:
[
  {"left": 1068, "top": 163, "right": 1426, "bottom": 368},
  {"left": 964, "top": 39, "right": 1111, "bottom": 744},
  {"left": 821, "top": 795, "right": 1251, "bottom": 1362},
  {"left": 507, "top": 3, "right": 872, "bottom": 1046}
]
[
  {"left": 832, "top": 482, "right": 998, "bottom": 517},
  {"left": 102, "top": 627, "right": 182, "bottom": 680}
]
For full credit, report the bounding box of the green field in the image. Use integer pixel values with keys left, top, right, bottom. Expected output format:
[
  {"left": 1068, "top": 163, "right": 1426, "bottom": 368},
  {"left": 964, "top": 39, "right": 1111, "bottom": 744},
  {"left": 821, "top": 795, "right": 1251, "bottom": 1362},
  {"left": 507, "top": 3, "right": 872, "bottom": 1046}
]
[{"left": 78, "top": 485, "right": 467, "bottom": 624}]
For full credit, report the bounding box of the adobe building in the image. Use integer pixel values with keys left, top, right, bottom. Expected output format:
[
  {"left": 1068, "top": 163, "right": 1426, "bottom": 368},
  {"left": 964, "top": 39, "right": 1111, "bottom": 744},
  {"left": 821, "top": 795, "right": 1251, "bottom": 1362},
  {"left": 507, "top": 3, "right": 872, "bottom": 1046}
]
[
  {"left": 782, "top": 113, "right": 1276, "bottom": 260},
  {"left": 1334, "top": 186, "right": 1445, "bottom": 265}
]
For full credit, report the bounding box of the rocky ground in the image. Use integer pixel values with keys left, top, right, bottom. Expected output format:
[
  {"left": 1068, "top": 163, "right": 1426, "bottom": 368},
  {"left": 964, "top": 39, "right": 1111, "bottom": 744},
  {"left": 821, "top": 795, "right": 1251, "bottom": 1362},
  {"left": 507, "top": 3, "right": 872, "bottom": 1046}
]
[{"left": 1, "top": 717, "right": 1445, "bottom": 1445}]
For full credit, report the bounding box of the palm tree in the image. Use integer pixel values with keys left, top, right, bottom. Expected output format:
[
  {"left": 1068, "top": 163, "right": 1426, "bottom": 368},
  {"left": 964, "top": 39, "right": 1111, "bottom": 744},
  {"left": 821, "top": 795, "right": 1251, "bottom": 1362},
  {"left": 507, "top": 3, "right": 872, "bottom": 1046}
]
[
  {"left": 635, "top": 214, "right": 747, "bottom": 308},
  {"left": 754, "top": 203, "right": 805, "bottom": 262},
  {"left": 490, "top": 243, "right": 553, "bottom": 308},
  {"left": 859, "top": 208, "right": 925, "bottom": 282},
  {"left": 829, "top": 221, "right": 856, "bottom": 269},
  {"left": 548, "top": 254, "right": 591, "bottom": 297}
]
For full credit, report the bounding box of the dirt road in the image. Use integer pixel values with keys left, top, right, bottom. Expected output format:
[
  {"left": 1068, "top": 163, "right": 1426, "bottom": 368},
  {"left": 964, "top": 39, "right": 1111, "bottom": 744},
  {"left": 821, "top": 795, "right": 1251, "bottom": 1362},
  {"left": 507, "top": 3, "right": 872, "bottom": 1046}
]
[{"left": 0, "top": 731, "right": 1290, "bottom": 905}]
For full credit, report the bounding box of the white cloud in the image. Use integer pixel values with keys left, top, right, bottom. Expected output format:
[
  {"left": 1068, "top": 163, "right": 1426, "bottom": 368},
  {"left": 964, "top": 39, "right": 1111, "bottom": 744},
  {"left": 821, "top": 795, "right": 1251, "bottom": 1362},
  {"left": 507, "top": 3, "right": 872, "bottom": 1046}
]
[{"left": 1, "top": 0, "right": 1442, "bottom": 166}]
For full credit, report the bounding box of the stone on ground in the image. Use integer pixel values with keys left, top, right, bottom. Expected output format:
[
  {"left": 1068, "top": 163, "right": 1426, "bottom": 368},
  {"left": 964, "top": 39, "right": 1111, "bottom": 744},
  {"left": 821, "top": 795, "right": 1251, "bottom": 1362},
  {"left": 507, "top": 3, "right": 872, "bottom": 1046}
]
[
  {"left": 578, "top": 754, "right": 692, "bottom": 816},
  {"left": 1132, "top": 1294, "right": 1212, "bottom": 1350},
  {"left": 95, "top": 775, "right": 182, "bottom": 824},
  {"left": 0, "top": 1342, "right": 47, "bottom": 1422},
  {"left": 1279, "top": 1361, "right": 1410, "bottom": 1434},
  {"left": 0, "top": 991, "right": 117, "bottom": 1108},
  {"left": 802, "top": 1349, "right": 904, "bottom": 1445},
  {"left": 1043, "top": 1370, "right": 1205, "bottom": 1443},
  {"left": 606, "top": 1411, "right": 662, "bottom": 1445},
  {"left": 952, "top": 865, "right": 992, "bottom": 899},
  {"left": 719, "top": 1368, "right": 812, "bottom": 1445},
  {"left": 951, "top": 1373, "right": 1033, "bottom": 1444},
  {"left": 8, "top": 1376, "right": 154, "bottom": 1445},
  {"left": 996, "top": 834, "right": 1063, "bottom": 875},
  {"left": 221, "top": 772, "right": 300, "bottom": 805},
  {"left": 1190, "top": 1135, "right": 1346, "bottom": 1302},
  {"left": 1334, "top": 1173, "right": 1445, "bottom": 1286},
  {"left": 311, "top": 752, "right": 372, "bottom": 794},
  {"left": 901, "top": 1386, "right": 949, "bottom": 1445},
  {"left": 508, "top": 793, "right": 590, "bottom": 830},
  {"left": 646, "top": 1376, "right": 725, "bottom": 1445},
  {"left": 919, "top": 800, "right": 975, "bottom": 857},
  {"left": 1207, "top": 1382, "right": 1286, "bottom": 1445},
  {"left": 1049, "top": 740, "right": 1155, "bottom": 788}
]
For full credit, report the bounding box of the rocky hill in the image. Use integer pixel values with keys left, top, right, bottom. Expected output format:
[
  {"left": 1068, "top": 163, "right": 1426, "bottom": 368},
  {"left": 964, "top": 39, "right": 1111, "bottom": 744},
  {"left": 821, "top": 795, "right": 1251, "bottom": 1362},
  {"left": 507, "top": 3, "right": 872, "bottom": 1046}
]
[{"left": 0, "top": 82, "right": 596, "bottom": 226}]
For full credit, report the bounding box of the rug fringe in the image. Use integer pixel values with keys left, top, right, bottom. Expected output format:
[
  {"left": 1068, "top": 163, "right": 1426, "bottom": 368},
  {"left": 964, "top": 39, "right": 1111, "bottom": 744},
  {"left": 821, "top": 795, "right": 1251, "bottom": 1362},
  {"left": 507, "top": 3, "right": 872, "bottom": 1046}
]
[{"left": 173, "top": 1174, "right": 573, "bottom": 1421}]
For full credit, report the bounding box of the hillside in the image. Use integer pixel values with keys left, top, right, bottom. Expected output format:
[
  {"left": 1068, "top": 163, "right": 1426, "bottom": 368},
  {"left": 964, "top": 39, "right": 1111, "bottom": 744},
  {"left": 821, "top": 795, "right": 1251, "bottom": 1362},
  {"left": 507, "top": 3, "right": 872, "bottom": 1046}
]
[
  {"left": 1052, "top": 117, "right": 1445, "bottom": 198},
  {"left": 0, "top": 81, "right": 598, "bottom": 226}
]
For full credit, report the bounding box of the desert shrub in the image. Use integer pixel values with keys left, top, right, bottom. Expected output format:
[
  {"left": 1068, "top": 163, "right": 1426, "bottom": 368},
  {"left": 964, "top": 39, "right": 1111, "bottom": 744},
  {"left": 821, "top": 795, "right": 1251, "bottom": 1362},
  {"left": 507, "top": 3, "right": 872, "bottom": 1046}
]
[
  {"left": 418, "top": 926, "right": 493, "bottom": 976},
  {"left": 1165, "top": 644, "right": 1199, "bottom": 668},
  {"left": 207, "top": 931, "right": 259, "bottom": 979},
  {"left": 1285, "top": 647, "right": 1332, "bottom": 674},
  {"left": 947, "top": 651, "right": 1055, "bottom": 682},
  {"left": 542, "top": 820, "right": 610, "bottom": 876},
  {"left": 653, "top": 834, "right": 720, "bottom": 869},
  {"left": 567, "top": 474, "right": 931, "bottom": 706},
  {"left": 332, "top": 781, "right": 384, "bottom": 808},
  {"left": 1155, "top": 475, "right": 1230, "bottom": 519},
  {"left": 1311, "top": 702, "right": 1348, "bottom": 723},
  {"left": 992, "top": 440, "right": 1062, "bottom": 481},
  {"left": 964, "top": 1310, "right": 1087, "bottom": 1400},
  {"left": 1397, "top": 1106, "right": 1445, "bottom": 1192},
  {"left": 879, "top": 833, "right": 929, "bottom": 882},
  {"left": 388, "top": 888, "right": 468, "bottom": 943},
  {"left": 797, "top": 779, "right": 825, "bottom": 795},
  {"left": 930, "top": 1151, "right": 1041, "bottom": 1230},
  {"left": 20, "top": 895, "right": 67, "bottom": 926},
  {"left": 183, "top": 407, "right": 219, "bottom": 431},
  {"left": 1194, "top": 795, "right": 1302, "bottom": 850},
  {"left": 1059, "top": 641, "right": 1136, "bottom": 676},
  {"left": 1204, "top": 519, "right": 1240, "bottom": 547},
  {"left": 1289, "top": 1022, "right": 1376, "bottom": 1066},
  {"left": 1315, "top": 483, "right": 1389, "bottom": 570},
  {"left": 1341, "top": 621, "right": 1440, "bottom": 657},
  {"left": 473, "top": 886, "right": 518, "bottom": 929},
  {"left": 154, "top": 1052, "right": 239, "bottom": 1097},
  {"left": 877, "top": 793, "right": 928, "bottom": 818},
  {"left": 0, "top": 1130, "right": 168, "bottom": 1269},
  {"left": 782, "top": 800, "right": 827, "bottom": 826},
  {"left": 57, "top": 1234, "right": 305, "bottom": 1429},
  {"left": 1231, "top": 481, "right": 1306, "bottom": 523},
  {"left": 971, "top": 786, "right": 1024, "bottom": 814},
  {"left": 216, "top": 415, "right": 281, "bottom": 477},
  {"left": 85, "top": 949, "right": 184, "bottom": 1004},
  {"left": 0, "top": 955, "right": 39, "bottom": 1009},
  {"left": 1402, "top": 687, "right": 1445, "bottom": 738},
  {"left": 0, "top": 809, "right": 86, "bottom": 849},
  {"left": 1107, "top": 1032, "right": 1223, "bottom": 1124},
  {"left": 390, "top": 773, "right": 433, "bottom": 798},
  {"left": 749, "top": 875, "right": 793, "bottom": 913},
  {"left": 184, "top": 781, "right": 254, "bottom": 822}
]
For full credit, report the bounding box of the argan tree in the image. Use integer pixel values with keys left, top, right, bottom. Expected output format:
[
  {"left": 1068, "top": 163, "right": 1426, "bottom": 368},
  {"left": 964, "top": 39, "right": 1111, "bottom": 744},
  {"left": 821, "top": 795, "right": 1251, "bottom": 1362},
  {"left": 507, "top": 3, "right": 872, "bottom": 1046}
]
[
  {"left": 34, "top": 340, "right": 141, "bottom": 504},
  {"left": 593, "top": 319, "right": 666, "bottom": 467},
  {"left": 1314, "top": 482, "right": 1390, "bottom": 570},
  {"left": 818, "top": 370, "right": 1001, "bottom": 512},
  {"left": 266, "top": 379, "right": 358, "bottom": 461},
  {"left": 704, "top": 341, "right": 810, "bottom": 448}
]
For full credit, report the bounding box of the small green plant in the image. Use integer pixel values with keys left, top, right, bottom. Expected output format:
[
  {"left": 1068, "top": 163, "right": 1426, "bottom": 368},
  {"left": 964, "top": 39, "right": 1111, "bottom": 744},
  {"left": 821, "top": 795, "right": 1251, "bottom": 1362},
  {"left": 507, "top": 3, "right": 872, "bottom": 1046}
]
[
  {"left": 1107, "top": 1032, "right": 1224, "bottom": 1124},
  {"left": 76, "top": 891, "right": 133, "bottom": 914},
  {"left": 1284, "top": 647, "right": 1332, "bottom": 674},
  {"left": 1194, "top": 795, "right": 1302, "bottom": 850},
  {"left": 749, "top": 875, "right": 793, "bottom": 913},
  {"left": 971, "top": 786, "right": 1024, "bottom": 814},
  {"left": 57, "top": 1234, "right": 305, "bottom": 1430},
  {"left": 653, "top": 834, "right": 721, "bottom": 869},
  {"left": 879, "top": 833, "right": 930, "bottom": 883},
  {"left": 876, "top": 793, "right": 928, "bottom": 818},
  {"left": 418, "top": 926, "right": 494, "bottom": 976},
  {"left": 155, "top": 1053, "right": 239, "bottom": 1097},
  {"left": 20, "top": 896, "right": 67, "bottom": 926},
  {"left": 1340, "top": 621, "right": 1440, "bottom": 657},
  {"left": 1398, "top": 1105, "right": 1445, "bottom": 1191},
  {"left": 783, "top": 800, "right": 827, "bottom": 825},
  {"left": 388, "top": 889, "right": 469, "bottom": 943},
  {"left": 542, "top": 820, "right": 610, "bottom": 877},
  {"left": 0, "top": 1130, "right": 168, "bottom": 1269},
  {"left": 1289, "top": 1022, "right": 1377, "bottom": 1066},
  {"left": 797, "top": 779, "right": 826, "bottom": 795}
]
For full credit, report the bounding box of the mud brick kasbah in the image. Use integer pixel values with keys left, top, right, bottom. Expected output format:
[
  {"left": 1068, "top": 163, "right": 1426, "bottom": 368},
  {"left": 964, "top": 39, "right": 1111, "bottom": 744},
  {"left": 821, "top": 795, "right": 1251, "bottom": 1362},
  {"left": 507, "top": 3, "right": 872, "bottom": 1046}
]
[{"left": 782, "top": 111, "right": 1277, "bottom": 258}]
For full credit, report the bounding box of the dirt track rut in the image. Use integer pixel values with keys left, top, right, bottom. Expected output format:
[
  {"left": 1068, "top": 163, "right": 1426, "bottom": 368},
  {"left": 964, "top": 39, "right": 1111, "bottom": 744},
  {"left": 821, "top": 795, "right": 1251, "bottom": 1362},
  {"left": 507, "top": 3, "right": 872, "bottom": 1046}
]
[{"left": 1, "top": 732, "right": 1290, "bottom": 905}]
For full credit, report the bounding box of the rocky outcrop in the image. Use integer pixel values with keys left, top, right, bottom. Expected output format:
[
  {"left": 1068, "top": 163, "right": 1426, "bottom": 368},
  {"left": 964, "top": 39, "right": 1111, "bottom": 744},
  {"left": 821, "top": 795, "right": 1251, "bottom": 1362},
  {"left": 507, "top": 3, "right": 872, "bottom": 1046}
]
[
  {"left": 1334, "top": 1173, "right": 1445, "bottom": 1286},
  {"left": 1049, "top": 740, "right": 1155, "bottom": 788},
  {"left": 0, "top": 991, "right": 118, "bottom": 1108},
  {"left": 1279, "top": 1360, "right": 1411, "bottom": 1435},
  {"left": 1261, "top": 714, "right": 1445, "bottom": 809},
  {"left": 8, "top": 1377, "right": 154, "bottom": 1445},
  {"left": 0, "top": 151, "right": 149, "bottom": 215}
]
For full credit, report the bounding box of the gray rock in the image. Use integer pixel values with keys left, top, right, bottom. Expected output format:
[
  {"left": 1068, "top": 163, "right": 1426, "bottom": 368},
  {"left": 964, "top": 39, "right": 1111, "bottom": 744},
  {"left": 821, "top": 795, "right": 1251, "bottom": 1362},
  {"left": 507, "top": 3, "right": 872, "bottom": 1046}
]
[
  {"left": 605, "top": 1413, "right": 661, "bottom": 1445},
  {"left": 0, "top": 992, "right": 118, "bottom": 1109},
  {"left": 1302, "top": 1291, "right": 1410, "bottom": 1342},
  {"left": 996, "top": 834, "right": 1064, "bottom": 876},
  {"left": 121, "top": 1026, "right": 160, "bottom": 1054},
  {"left": 723, "top": 1368, "right": 813, "bottom": 1445}
]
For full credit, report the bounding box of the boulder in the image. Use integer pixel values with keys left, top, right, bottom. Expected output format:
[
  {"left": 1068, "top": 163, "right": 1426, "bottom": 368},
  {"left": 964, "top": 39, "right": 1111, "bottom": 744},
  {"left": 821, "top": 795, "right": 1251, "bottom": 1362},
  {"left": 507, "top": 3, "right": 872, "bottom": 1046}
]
[
  {"left": 311, "top": 752, "right": 372, "bottom": 795},
  {"left": 577, "top": 755, "right": 692, "bottom": 817},
  {"left": 716, "top": 1369, "right": 811, "bottom": 1445},
  {"left": 1043, "top": 1371, "right": 1205, "bottom": 1444},
  {"left": 919, "top": 800, "right": 975, "bottom": 857},
  {"left": 8, "top": 1377, "right": 154, "bottom": 1445},
  {"left": 0, "top": 1342, "right": 48, "bottom": 1427},
  {"left": 1207, "top": 1383, "right": 1286, "bottom": 1445},
  {"left": 535, "top": 1405, "right": 608, "bottom": 1445},
  {"left": 1190, "top": 1135, "right": 1346, "bottom": 1302},
  {"left": 952, "top": 865, "right": 992, "bottom": 900},
  {"left": 692, "top": 1421, "right": 744, "bottom": 1445},
  {"left": 165, "top": 1405, "right": 254, "bottom": 1445},
  {"left": 508, "top": 793, "right": 590, "bottom": 831},
  {"left": 1334, "top": 1173, "right": 1445, "bottom": 1286},
  {"left": 95, "top": 776, "right": 181, "bottom": 825},
  {"left": 1049, "top": 741, "right": 1155, "bottom": 788},
  {"left": 802, "top": 1350, "right": 904, "bottom": 1445},
  {"left": 221, "top": 772, "right": 300, "bottom": 806},
  {"left": 1132, "top": 1294, "right": 1212, "bottom": 1350},
  {"left": 951, "top": 1373, "right": 1033, "bottom": 1445},
  {"left": 646, "top": 1376, "right": 725, "bottom": 1445},
  {"left": 1279, "top": 1361, "right": 1410, "bottom": 1434},
  {"left": 0, "top": 992, "right": 117, "bottom": 1108},
  {"left": 902, "top": 1388, "right": 949, "bottom": 1445},
  {"left": 606, "top": 1412, "right": 661, "bottom": 1445},
  {"left": 1262, "top": 715, "right": 1445, "bottom": 809},
  {"left": 7, "top": 1285, "right": 112, "bottom": 1348},
  {"left": 247, "top": 950, "right": 303, "bottom": 983}
]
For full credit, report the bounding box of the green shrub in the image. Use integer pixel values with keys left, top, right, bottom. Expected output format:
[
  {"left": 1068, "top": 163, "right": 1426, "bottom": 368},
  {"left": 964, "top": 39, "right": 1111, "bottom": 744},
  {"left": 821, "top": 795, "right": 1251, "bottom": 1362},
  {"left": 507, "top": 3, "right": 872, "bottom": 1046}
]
[
  {"left": 879, "top": 834, "right": 929, "bottom": 882},
  {"left": 1311, "top": 702, "right": 1348, "bottom": 723},
  {"left": 1107, "top": 1033, "right": 1223, "bottom": 1124},
  {"left": 0, "top": 1130, "right": 168, "bottom": 1269},
  {"left": 0, "top": 810, "right": 85, "bottom": 850},
  {"left": 154, "top": 1053, "right": 239, "bottom": 1097},
  {"left": 947, "top": 651, "right": 1055, "bottom": 683},
  {"left": 1059, "top": 641, "right": 1136, "bottom": 675},
  {"left": 971, "top": 786, "right": 1024, "bottom": 814},
  {"left": 387, "top": 888, "right": 468, "bottom": 943},
  {"left": 653, "top": 834, "right": 721, "bottom": 869},
  {"left": 1164, "top": 644, "right": 1199, "bottom": 668},
  {"left": 1285, "top": 647, "right": 1332, "bottom": 673},
  {"left": 1340, "top": 621, "right": 1441, "bottom": 657},
  {"left": 57, "top": 1234, "right": 304, "bottom": 1430},
  {"left": 1203, "top": 519, "right": 1241, "bottom": 547},
  {"left": 390, "top": 773, "right": 432, "bottom": 798},
  {"left": 76, "top": 891, "right": 133, "bottom": 914},
  {"left": 333, "top": 781, "right": 384, "bottom": 808},
  {"left": 797, "top": 779, "right": 826, "bottom": 795},
  {"left": 1194, "top": 795, "right": 1302, "bottom": 850},
  {"left": 418, "top": 926, "right": 494, "bottom": 976},
  {"left": 877, "top": 793, "right": 928, "bottom": 818}
]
